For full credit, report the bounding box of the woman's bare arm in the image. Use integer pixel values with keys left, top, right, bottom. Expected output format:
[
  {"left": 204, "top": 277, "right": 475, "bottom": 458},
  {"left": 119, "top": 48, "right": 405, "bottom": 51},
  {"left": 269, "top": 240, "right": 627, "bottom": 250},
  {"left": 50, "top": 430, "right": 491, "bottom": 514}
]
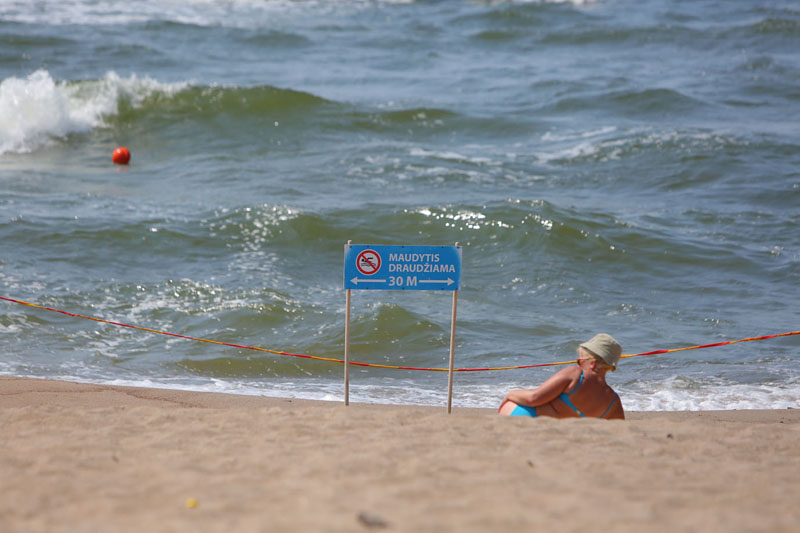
[{"left": 501, "top": 366, "right": 577, "bottom": 407}]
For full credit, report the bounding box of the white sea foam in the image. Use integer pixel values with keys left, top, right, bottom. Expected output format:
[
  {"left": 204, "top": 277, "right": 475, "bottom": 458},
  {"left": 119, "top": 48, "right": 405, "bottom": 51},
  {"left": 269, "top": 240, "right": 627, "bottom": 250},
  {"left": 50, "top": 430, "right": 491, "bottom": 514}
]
[
  {"left": 0, "top": 70, "right": 187, "bottom": 155},
  {"left": 620, "top": 381, "right": 800, "bottom": 412},
  {"left": 409, "top": 147, "right": 496, "bottom": 166},
  {"left": 1, "top": 70, "right": 91, "bottom": 155},
  {"left": 534, "top": 141, "right": 609, "bottom": 163},
  {"left": 534, "top": 128, "right": 740, "bottom": 165},
  {"left": 541, "top": 126, "right": 617, "bottom": 142},
  {"left": 3, "top": 365, "right": 796, "bottom": 411},
  {"left": 0, "top": 0, "right": 424, "bottom": 27}
]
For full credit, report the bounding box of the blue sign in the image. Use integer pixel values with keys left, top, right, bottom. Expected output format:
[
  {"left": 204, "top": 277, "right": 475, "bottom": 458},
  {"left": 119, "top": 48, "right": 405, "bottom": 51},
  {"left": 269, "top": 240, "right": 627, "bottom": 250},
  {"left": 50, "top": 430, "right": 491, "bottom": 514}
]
[{"left": 344, "top": 244, "right": 462, "bottom": 291}]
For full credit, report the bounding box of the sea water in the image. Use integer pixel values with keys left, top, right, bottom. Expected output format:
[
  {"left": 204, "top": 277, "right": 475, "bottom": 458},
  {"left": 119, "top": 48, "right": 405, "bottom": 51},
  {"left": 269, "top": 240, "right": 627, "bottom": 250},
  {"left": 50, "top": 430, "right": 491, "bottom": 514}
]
[{"left": 1, "top": 0, "right": 798, "bottom": 410}]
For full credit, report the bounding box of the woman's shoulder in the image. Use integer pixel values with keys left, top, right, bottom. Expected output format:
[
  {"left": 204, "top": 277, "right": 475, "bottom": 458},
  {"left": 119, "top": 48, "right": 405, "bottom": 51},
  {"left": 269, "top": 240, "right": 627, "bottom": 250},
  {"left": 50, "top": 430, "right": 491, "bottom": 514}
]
[
  {"left": 556, "top": 364, "right": 584, "bottom": 388},
  {"left": 538, "top": 363, "right": 582, "bottom": 392},
  {"left": 558, "top": 363, "right": 582, "bottom": 376}
]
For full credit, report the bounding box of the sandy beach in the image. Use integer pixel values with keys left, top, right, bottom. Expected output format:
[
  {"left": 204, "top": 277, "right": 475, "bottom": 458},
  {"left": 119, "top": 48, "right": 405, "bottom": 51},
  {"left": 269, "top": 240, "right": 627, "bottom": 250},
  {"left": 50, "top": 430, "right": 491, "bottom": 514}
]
[{"left": 1, "top": 376, "right": 798, "bottom": 532}]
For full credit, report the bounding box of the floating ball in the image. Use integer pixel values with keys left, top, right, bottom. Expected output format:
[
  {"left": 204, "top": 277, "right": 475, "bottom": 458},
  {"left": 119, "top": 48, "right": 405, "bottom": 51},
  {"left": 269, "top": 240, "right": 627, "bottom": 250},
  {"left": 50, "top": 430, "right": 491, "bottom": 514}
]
[
  {"left": 112, "top": 146, "right": 131, "bottom": 165},
  {"left": 186, "top": 498, "right": 197, "bottom": 508}
]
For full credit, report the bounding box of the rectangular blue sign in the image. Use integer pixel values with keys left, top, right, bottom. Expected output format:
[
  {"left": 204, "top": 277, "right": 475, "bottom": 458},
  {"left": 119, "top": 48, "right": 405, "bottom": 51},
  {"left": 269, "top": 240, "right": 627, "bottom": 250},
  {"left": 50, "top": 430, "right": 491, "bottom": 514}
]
[{"left": 344, "top": 244, "right": 462, "bottom": 291}]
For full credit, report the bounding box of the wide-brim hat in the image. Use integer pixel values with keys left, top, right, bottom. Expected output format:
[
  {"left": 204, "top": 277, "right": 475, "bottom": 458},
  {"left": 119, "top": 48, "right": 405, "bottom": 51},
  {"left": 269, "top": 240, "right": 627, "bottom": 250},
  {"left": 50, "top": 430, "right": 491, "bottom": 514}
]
[{"left": 580, "top": 333, "right": 622, "bottom": 370}]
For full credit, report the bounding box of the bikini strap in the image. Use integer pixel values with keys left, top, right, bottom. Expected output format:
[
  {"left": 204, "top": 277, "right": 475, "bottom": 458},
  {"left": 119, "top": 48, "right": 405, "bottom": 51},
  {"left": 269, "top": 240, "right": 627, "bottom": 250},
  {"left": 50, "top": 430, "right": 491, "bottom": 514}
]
[
  {"left": 566, "top": 370, "right": 584, "bottom": 396},
  {"left": 599, "top": 392, "right": 619, "bottom": 419}
]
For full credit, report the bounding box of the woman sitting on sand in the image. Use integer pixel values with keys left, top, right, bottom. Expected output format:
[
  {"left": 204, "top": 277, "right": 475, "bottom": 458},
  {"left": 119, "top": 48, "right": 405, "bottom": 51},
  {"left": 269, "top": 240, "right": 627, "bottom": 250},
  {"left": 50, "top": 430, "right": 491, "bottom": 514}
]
[{"left": 498, "top": 333, "right": 624, "bottom": 420}]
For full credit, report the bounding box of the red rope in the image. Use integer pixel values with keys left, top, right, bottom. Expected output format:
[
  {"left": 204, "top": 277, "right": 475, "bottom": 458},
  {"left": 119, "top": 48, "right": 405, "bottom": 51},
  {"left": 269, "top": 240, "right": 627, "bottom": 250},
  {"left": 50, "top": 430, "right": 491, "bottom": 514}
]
[{"left": 2, "top": 296, "right": 798, "bottom": 372}]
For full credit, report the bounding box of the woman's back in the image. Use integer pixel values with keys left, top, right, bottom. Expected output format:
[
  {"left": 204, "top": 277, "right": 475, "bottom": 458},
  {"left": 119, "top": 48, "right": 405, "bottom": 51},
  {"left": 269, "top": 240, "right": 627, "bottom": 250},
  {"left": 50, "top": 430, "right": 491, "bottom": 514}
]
[{"left": 549, "top": 366, "right": 621, "bottom": 419}]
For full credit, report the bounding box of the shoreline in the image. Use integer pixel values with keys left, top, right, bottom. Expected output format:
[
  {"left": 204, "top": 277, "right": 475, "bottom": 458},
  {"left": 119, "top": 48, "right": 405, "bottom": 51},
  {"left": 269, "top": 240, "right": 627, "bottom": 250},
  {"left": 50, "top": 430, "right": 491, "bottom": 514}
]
[
  {"left": 2, "top": 376, "right": 799, "bottom": 531},
  {"left": 2, "top": 375, "right": 796, "bottom": 421}
]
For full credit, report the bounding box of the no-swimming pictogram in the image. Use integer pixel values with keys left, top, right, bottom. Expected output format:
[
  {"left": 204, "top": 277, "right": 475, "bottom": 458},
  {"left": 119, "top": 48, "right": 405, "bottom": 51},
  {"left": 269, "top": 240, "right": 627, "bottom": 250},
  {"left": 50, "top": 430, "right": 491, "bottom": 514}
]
[{"left": 356, "top": 249, "right": 381, "bottom": 276}]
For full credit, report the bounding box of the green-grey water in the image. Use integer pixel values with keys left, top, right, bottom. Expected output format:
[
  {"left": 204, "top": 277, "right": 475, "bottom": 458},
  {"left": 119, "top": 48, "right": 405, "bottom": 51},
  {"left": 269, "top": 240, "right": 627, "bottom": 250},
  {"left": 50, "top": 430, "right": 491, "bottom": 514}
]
[{"left": 1, "top": 0, "right": 798, "bottom": 409}]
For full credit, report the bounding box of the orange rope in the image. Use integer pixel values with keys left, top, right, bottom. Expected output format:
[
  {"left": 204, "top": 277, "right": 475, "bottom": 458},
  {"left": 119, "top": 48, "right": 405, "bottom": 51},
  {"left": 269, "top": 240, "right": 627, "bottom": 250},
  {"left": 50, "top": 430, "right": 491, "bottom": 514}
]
[{"left": 2, "top": 296, "right": 798, "bottom": 372}]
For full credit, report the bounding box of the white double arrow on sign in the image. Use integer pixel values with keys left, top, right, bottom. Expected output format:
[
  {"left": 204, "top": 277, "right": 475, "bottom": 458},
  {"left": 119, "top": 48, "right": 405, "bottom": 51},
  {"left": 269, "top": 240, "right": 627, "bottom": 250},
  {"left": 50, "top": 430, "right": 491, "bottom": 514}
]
[
  {"left": 419, "top": 278, "right": 456, "bottom": 286},
  {"left": 349, "top": 277, "right": 456, "bottom": 286},
  {"left": 349, "top": 278, "right": 386, "bottom": 285}
]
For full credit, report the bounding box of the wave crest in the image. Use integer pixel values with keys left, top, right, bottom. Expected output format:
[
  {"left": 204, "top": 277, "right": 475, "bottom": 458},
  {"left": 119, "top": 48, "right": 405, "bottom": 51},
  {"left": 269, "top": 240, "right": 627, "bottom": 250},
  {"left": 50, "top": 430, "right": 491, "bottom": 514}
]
[
  {"left": 0, "top": 70, "right": 186, "bottom": 155},
  {"left": 0, "top": 70, "right": 329, "bottom": 155}
]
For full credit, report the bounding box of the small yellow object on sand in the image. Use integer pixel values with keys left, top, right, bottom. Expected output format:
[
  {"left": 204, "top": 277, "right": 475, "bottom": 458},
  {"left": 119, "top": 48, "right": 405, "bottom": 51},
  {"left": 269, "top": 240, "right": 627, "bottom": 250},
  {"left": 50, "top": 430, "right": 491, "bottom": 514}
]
[{"left": 186, "top": 498, "right": 197, "bottom": 509}]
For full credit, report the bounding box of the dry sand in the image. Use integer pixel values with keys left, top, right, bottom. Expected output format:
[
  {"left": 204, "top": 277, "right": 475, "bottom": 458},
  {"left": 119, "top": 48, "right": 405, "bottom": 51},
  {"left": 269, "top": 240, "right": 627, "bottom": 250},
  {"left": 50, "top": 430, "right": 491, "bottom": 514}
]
[{"left": 1, "top": 376, "right": 798, "bottom": 532}]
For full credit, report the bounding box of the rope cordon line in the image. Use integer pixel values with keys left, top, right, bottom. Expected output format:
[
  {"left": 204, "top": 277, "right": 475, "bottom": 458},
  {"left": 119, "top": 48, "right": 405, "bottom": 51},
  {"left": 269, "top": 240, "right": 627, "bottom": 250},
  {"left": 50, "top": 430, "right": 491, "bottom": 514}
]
[{"left": 2, "top": 296, "right": 798, "bottom": 372}]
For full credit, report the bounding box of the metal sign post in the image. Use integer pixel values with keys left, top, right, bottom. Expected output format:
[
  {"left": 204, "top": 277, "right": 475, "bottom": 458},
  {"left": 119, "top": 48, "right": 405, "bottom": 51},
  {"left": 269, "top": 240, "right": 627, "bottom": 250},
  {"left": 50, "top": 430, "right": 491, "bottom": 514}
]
[
  {"left": 344, "top": 243, "right": 352, "bottom": 406},
  {"left": 343, "top": 243, "right": 462, "bottom": 412},
  {"left": 447, "top": 273, "right": 458, "bottom": 414}
]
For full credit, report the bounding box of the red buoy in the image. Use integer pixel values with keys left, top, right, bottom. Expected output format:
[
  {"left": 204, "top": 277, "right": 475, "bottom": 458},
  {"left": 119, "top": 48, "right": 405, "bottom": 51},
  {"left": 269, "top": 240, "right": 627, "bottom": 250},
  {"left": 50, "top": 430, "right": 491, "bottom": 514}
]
[{"left": 112, "top": 146, "right": 131, "bottom": 165}]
